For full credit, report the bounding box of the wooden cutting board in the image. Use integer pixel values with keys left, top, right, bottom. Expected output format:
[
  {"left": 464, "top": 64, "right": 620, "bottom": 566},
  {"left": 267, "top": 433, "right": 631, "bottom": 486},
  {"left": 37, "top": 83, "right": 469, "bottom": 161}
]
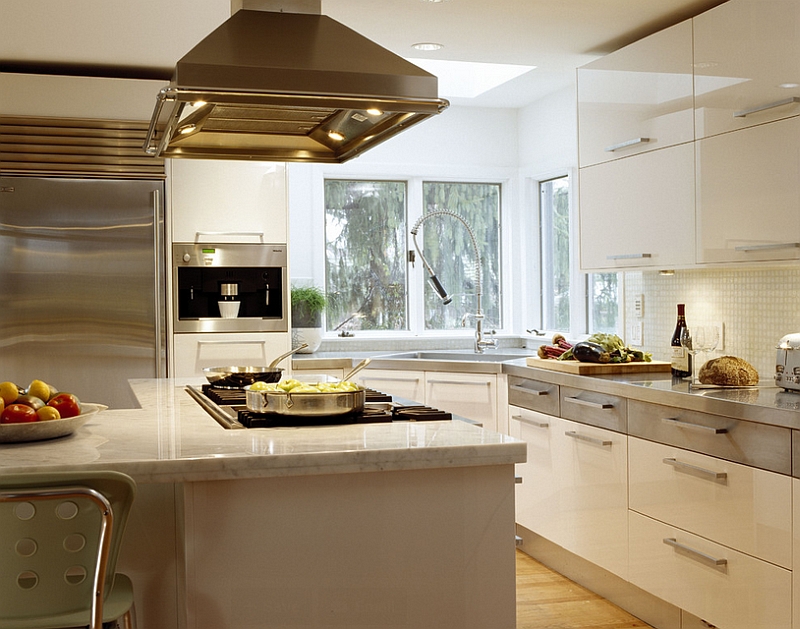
[{"left": 526, "top": 357, "right": 672, "bottom": 375}]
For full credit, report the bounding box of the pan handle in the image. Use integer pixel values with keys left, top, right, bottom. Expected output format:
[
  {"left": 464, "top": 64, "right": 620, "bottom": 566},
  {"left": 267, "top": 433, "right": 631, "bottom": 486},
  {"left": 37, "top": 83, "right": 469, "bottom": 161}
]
[
  {"left": 268, "top": 344, "right": 308, "bottom": 369},
  {"left": 343, "top": 358, "right": 371, "bottom": 382}
]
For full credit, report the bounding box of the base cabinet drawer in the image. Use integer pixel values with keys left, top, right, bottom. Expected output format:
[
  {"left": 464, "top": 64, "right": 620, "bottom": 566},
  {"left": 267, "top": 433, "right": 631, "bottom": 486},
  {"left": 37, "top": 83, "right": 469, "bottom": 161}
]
[
  {"left": 629, "top": 437, "right": 791, "bottom": 568},
  {"left": 629, "top": 511, "right": 791, "bottom": 629}
]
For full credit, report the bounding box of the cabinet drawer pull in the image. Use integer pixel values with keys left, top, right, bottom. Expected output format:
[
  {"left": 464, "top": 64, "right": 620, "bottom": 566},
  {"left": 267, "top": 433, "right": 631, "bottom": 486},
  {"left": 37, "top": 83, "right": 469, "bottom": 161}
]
[
  {"left": 606, "top": 253, "right": 652, "bottom": 260},
  {"left": 564, "top": 396, "right": 613, "bottom": 410},
  {"left": 512, "top": 414, "right": 550, "bottom": 429},
  {"left": 194, "top": 231, "right": 265, "bottom": 242},
  {"left": 663, "top": 537, "right": 728, "bottom": 567},
  {"left": 734, "top": 242, "right": 800, "bottom": 252},
  {"left": 427, "top": 379, "right": 489, "bottom": 386},
  {"left": 604, "top": 137, "right": 651, "bottom": 152},
  {"left": 662, "top": 457, "right": 728, "bottom": 482},
  {"left": 564, "top": 430, "right": 612, "bottom": 447},
  {"left": 361, "top": 376, "right": 420, "bottom": 383},
  {"left": 733, "top": 96, "right": 800, "bottom": 118},
  {"left": 197, "top": 340, "right": 265, "bottom": 345},
  {"left": 510, "top": 384, "right": 548, "bottom": 396},
  {"left": 661, "top": 417, "right": 727, "bottom": 434}
]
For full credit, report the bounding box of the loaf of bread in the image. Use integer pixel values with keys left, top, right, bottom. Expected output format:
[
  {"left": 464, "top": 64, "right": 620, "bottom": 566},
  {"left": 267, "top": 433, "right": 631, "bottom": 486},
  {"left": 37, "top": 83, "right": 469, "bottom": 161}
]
[{"left": 698, "top": 356, "right": 759, "bottom": 386}]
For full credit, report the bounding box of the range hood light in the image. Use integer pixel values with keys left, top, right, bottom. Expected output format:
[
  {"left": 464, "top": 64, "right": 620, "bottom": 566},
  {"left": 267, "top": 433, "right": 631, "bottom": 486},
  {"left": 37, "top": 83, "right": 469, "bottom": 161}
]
[
  {"left": 177, "top": 123, "right": 197, "bottom": 135},
  {"left": 327, "top": 130, "right": 346, "bottom": 142},
  {"left": 366, "top": 108, "right": 383, "bottom": 116}
]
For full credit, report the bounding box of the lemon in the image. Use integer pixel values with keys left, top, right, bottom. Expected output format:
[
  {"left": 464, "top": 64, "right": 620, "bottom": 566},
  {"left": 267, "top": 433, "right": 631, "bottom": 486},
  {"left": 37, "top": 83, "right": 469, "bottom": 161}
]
[
  {"left": 27, "top": 379, "right": 52, "bottom": 402},
  {"left": 0, "top": 381, "right": 19, "bottom": 405}
]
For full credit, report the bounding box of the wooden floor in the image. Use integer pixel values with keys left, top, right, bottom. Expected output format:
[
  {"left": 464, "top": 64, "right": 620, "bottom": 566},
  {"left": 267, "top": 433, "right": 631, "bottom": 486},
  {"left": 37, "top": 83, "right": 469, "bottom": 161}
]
[{"left": 516, "top": 550, "right": 654, "bottom": 629}]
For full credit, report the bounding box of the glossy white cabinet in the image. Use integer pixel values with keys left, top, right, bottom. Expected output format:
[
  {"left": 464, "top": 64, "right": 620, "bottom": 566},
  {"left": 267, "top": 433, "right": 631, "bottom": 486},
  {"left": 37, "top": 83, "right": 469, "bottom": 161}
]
[
  {"left": 696, "top": 115, "right": 800, "bottom": 263},
  {"left": 425, "top": 372, "right": 498, "bottom": 431},
  {"left": 511, "top": 410, "right": 628, "bottom": 579},
  {"left": 172, "top": 332, "right": 291, "bottom": 378},
  {"left": 694, "top": 0, "right": 800, "bottom": 139},
  {"left": 169, "top": 159, "right": 288, "bottom": 243},
  {"left": 579, "top": 142, "right": 696, "bottom": 270},
  {"left": 629, "top": 437, "right": 791, "bottom": 568},
  {"left": 577, "top": 19, "right": 694, "bottom": 168},
  {"left": 629, "top": 510, "right": 791, "bottom": 629},
  {"left": 355, "top": 369, "right": 426, "bottom": 403}
]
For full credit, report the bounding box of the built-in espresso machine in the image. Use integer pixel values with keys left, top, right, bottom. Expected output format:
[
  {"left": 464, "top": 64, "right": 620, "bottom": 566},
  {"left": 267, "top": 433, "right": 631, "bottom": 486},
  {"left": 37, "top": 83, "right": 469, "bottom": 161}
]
[{"left": 172, "top": 243, "right": 288, "bottom": 333}]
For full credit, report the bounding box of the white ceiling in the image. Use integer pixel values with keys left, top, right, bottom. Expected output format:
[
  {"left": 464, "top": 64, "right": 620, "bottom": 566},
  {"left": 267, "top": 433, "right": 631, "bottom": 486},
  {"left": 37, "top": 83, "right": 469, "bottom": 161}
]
[{"left": 0, "top": 0, "right": 727, "bottom": 108}]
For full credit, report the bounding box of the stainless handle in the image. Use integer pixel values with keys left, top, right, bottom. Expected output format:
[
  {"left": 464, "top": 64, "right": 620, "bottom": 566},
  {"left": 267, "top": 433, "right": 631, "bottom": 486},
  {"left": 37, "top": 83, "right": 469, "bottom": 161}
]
[
  {"left": 662, "top": 457, "right": 728, "bottom": 482},
  {"left": 265, "top": 283, "right": 269, "bottom": 306},
  {"left": 152, "top": 187, "right": 167, "bottom": 378},
  {"left": 734, "top": 242, "right": 800, "bottom": 252},
  {"left": 427, "top": 379, "right": 490, "bottom": 386},
  {"left": 511, "top": 414, "right": 550, "bottom": 429},
  {"left": 361, "top": 376, "right": 421, "bottom": 383},
  {"left": 663, "top": 537, "right": 728, "bottom": 567},
  {"left": 606, "top": 253, "right": 652, "bottom": 260},
  {"left": 195, "top": 231, "right": 265, "bottom": 242},
  {"left": 510, "top": 384, "right": 548, "bottom": 396},
  {"left": 197, "top": 340, "right": 266, "bottom": 346},
  {"left": 564, "top": 430, "right": 612, "bottom": 447},
  {"left": 733, "top": 96, "right": 800, "bottom": 118},
  {"left": 661, "top": 417, "right": 727, "bottom": 434},
  {"left": 604, "top": 137, "right": 651, "bottom": 152},
  {"left": 564, "top": 396, "right": 613, "bottom": 410}
]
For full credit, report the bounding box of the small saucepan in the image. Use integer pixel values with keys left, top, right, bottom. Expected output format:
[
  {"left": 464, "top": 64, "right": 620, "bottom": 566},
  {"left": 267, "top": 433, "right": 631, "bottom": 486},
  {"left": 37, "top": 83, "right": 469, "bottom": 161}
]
[{"left": 203, "top": 344, "right": 307, "bottom": 389}]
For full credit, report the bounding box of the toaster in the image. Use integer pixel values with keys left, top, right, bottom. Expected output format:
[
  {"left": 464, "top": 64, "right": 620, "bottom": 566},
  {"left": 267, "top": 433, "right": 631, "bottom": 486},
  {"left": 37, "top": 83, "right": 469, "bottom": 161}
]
[{"left": 775, "top": 333, "right": 800, "bottom": 391}]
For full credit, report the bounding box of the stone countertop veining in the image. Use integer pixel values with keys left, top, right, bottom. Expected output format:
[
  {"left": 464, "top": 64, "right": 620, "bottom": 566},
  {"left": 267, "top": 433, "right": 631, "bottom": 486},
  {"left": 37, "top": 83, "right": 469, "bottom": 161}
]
[{"left": 0, "top": 378, "right": 525, "bottom": 483}]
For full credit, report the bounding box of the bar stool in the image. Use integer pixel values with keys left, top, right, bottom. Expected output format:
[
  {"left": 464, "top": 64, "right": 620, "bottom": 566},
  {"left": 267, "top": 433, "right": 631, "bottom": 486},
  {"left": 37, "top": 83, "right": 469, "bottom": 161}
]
[{"left": 0, "top": 471, "right": 137, "bottom": 629}]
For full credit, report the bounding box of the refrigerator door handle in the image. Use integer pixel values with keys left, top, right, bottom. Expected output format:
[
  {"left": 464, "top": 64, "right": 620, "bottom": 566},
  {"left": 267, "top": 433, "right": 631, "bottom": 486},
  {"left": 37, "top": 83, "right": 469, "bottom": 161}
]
[{"left": 152, "top": 188, "right": 167, "bottom": 378}]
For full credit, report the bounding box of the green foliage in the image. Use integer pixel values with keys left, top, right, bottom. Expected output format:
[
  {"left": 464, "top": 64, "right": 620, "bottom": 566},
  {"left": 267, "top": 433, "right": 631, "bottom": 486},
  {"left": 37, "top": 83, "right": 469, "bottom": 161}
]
[{"left": 291, "top": 285, "right": 327, "bottom": 327}]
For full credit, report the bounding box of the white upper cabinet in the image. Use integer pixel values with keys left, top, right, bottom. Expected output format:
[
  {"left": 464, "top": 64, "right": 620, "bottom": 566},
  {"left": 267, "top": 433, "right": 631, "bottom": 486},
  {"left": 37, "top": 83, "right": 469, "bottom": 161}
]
[
  {"left": 577, "top": 19, "right": 694, "bottom": 168},
  {"left": 579, "top": 143, "right": 696, "bottom": 270},
  {"left": 694, "top": 0, "right": 800, "bottom": 139},
  {"left": 696, "top": 115, "right": 800, "bottom": 263},
  {"left": 169, "top": 160, "right": 288, "bottom": 244}
]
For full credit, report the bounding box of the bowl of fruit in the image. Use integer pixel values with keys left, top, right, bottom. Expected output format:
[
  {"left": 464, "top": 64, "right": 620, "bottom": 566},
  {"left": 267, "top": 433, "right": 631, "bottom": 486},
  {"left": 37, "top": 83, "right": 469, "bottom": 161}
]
[{"left": 0, "top": 379, "right": 105, "bottom": 443}]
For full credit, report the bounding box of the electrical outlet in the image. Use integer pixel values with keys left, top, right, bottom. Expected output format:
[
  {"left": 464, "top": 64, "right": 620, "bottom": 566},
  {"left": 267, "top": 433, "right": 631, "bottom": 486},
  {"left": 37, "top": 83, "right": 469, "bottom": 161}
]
[{"left": 629, "top": 322, "right": 643, "bottom": 346}]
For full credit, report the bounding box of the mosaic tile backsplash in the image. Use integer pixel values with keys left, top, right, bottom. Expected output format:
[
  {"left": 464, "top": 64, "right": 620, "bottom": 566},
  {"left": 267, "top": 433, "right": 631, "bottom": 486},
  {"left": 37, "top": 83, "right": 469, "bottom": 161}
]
[{"left": 624, "top": 266, "right": 800, "bottom": 382}]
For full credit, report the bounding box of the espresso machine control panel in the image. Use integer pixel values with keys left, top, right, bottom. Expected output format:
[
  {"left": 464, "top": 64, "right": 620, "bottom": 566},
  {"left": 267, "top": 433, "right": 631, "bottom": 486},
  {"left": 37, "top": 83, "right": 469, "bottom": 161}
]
[{"left": 172, "top": 243, "right": 288, "bottom": 333}]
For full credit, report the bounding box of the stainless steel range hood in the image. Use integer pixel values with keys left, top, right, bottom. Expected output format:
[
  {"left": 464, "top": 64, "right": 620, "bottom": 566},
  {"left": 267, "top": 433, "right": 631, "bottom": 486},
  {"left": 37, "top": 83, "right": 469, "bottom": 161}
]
[{"left": 143, "top": 10, "right": 449, "bottom": 163}]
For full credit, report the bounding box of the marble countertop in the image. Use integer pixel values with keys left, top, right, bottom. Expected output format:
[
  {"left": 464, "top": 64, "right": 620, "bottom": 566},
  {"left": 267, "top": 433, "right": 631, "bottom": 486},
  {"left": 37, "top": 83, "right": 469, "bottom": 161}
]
[{"left": 0, "top": 378, "right": 525, "bottom": 484}]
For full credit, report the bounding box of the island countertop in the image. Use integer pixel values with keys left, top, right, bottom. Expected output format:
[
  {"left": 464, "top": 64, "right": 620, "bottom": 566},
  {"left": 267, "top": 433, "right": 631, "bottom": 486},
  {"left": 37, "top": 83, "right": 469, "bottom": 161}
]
[{"left": 0, "top": 378, "right": 526, "bottom": 483}]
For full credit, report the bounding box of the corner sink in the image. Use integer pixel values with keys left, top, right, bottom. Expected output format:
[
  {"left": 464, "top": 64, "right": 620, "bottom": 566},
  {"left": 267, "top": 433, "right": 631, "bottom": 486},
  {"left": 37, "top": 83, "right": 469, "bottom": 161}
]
[{"left": 377, "top": 351, "right": 533, "bottom": 363}]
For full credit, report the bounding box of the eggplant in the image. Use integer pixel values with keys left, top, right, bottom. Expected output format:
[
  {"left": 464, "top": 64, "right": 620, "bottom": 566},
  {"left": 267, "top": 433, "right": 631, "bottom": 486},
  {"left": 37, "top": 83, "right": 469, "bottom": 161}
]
[{"left": 572, "top": 341, "right": 611, "bottom": 364}]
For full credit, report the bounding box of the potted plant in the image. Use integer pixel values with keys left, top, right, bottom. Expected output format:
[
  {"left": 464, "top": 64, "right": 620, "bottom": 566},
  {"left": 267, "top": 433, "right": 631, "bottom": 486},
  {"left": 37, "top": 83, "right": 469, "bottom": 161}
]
[{"left": 290, "top": 285, "right": 327, "bottom": 353}]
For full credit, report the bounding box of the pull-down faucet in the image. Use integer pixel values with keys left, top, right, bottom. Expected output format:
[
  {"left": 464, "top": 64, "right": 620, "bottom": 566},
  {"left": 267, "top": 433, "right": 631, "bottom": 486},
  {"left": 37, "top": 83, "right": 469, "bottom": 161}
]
[{"left": 410, "top": 210, "right": 497, "bottom": 353}]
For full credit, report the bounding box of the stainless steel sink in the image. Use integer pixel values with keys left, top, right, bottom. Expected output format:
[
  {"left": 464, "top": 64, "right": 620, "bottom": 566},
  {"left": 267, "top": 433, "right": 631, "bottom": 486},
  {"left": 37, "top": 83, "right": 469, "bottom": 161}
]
[{"left": 377, "top": 351, "right": 533, "bottom": 363}]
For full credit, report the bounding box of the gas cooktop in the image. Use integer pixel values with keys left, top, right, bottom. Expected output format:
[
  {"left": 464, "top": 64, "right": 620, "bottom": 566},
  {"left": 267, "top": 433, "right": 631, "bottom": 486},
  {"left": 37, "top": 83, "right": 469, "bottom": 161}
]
[{"left": 186, "top": 384, "right": 453, "bottom": 429}]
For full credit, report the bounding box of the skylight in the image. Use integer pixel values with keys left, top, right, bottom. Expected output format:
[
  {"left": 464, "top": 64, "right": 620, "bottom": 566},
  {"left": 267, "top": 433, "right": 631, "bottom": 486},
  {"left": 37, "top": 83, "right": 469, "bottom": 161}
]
[{"left": 406, "top": 58, "right": 537, "bottom": 99}]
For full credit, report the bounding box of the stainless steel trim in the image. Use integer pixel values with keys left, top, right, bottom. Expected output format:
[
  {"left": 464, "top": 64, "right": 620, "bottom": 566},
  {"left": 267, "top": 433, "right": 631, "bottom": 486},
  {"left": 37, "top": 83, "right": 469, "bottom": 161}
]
[
  {"left": 511, "top": 414, "right": 550, "bottom": 429},
  {"left": 606, "top": 253, "right": 652, "bottom": 260},
  {"left": 734, "top": 242, "right": 800, "bottom": 252},
  {"left": 564, "top": 430, "right": 613, "bottom": 447},
  {"left": 185, "top": 385, "right": 245, "bottom": 429},
  {"left": 604, "top": 137, "right": 651, "bottom": 152},
  {"left": 195, "top": 231, "right": 265, "bottom": 242},
  {"left": 663, "top": 537, "right": 727, "bottom": 567},
  {"left": 196, "top": 340, "right": 266, "bottom": 346},
  {"left": 510, "top": 384, "right": 547, "bottom": 396},
  {"left": 564, "top": 396, "right": 613, "bottom": 410},
  {"left": 661, "top": 417, "right": 727, "bottom": 434},
  {"left": 733, "top": 96, "right": 800, "bottom": 118},
  {"left": 662, "top": 457, "right": 727, "bottom": 482}
]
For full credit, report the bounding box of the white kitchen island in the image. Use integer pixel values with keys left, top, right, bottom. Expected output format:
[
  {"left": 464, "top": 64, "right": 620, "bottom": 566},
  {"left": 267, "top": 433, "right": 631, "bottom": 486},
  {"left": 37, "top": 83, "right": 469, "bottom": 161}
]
[{"left": 0, "top": 379, "right": 525, "bottom": 629}]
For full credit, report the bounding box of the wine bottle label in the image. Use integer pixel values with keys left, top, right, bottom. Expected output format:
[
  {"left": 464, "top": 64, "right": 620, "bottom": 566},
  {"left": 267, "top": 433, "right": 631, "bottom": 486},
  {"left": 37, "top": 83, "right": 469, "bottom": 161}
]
[{"left": 671, "top": 346, "right": 689, "bottom": 371}]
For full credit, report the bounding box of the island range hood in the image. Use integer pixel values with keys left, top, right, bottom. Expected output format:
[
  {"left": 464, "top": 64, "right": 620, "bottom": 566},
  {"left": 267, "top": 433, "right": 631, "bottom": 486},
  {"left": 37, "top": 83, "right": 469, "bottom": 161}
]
[{"left": 143, "top": 10, "right": 449, "bottom": 163}]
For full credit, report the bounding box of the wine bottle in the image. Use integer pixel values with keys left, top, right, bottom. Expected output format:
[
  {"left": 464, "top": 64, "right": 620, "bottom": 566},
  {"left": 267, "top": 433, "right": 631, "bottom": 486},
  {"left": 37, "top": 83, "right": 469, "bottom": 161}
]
[{"left": 670, "top": 303, "right": 691, "bottom": 378}]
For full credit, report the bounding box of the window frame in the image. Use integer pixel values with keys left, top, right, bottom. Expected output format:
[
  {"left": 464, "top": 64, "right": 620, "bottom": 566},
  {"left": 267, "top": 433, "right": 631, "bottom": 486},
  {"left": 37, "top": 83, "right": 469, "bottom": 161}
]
[{"left": 318, "top": 170, "right": 513, "bottom": 340}]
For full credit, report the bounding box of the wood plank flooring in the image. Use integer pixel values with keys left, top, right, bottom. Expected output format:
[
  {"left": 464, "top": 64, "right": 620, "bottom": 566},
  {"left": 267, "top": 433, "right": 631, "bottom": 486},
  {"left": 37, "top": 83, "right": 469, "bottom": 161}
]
[{"left": 516, "top": 550, "right": 654, "bottom": 629}]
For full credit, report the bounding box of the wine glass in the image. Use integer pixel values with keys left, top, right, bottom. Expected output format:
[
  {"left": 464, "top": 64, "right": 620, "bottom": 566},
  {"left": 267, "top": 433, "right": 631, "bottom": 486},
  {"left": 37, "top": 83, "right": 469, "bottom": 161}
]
[
  {"left": 679, "top": 327, "right": 700, "bottom": 385},
  {"left": 694, "top": 325, "right": 720, "bottom": 372}
]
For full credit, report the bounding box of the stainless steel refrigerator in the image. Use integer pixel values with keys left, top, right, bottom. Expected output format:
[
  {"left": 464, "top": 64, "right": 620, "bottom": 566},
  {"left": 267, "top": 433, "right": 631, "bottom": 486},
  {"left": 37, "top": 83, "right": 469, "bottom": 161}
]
[{"left": 0, "top": 176, "right": 166, "bottom": 408}]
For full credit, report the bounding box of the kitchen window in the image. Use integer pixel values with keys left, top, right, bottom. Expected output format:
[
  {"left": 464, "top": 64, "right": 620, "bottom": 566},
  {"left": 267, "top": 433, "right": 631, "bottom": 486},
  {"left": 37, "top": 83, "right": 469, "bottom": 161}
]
[
  {"left": 539, "top": 174, "right": 619, "bottom": 335},
  {"left": 323, "top": 178, "right": 503, "bottom": 334}
]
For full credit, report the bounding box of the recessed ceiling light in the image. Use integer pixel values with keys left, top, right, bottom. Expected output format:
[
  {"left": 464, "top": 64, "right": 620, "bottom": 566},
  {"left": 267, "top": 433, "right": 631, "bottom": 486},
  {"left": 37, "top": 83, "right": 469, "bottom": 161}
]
[
  {"left": 412, "top": 42, "right": 444, "bottom": 51},
  {"left": 779, "top": 82, "right": 800, "bottom": 89}
]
